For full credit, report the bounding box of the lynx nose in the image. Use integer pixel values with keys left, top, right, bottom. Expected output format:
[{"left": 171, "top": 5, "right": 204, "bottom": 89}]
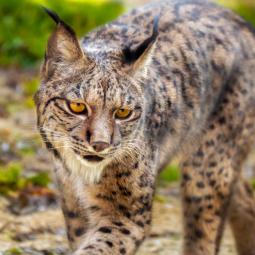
[{"left": 91, "top": 141, "right": 110, "bottom": 152}]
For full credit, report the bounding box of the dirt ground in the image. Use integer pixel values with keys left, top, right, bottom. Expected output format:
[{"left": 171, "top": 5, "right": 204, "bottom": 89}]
[{"left": 0, "top": 184, "right": 237, "bottom": 255}]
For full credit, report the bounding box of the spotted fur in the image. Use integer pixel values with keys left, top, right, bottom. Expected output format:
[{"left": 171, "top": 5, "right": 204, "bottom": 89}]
[{"left": 35, "top": 1, "right": 255, "bottom": 254}]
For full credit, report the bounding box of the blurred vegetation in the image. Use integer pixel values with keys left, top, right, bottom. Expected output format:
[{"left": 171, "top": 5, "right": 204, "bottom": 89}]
[
  {"left": 218, "top": 0, "right": 255, "bottom": 26},
  {"left": 0, "top": 162, "right": 50, "bottom": 196},
  {"left": 1, "top": 0, "right": 255, "bottom": 69},
  {"left": 0, "top": 0, "right": 124, "bottom": 68},
  {"left": 5, "top": 248, "right": 23, "bottom": 255},
  {"left": 159, "top": 164, "right": 180, "bottom": 183}
]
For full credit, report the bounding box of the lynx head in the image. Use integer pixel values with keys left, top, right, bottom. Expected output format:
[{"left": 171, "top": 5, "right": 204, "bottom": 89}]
[{"left": 35, "top": 8, "right": 158, "bottom": 183}]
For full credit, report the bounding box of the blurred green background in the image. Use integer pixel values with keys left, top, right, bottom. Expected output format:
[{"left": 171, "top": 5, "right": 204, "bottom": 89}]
[
  {"left": 1, "top": 0, "right": 255, "bottom": 69},
  {"left": 0, "top": 0, "right": 124, "bottom": 68}
]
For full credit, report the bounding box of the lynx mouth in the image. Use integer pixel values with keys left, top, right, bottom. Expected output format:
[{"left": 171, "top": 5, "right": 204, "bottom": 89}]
[{"left": 83, "top": 155, "right": 104, "bottom": 162}]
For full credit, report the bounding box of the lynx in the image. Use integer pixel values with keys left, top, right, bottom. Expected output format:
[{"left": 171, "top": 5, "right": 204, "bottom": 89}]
[{"left": 35, "top": 1, "right": 255, "bottom": 254}]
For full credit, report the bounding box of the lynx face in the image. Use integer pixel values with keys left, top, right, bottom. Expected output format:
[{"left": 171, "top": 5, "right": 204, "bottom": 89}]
[
  {"left": 35, "top": 10, "right": 157, "bottom": 182},
  {"left": 37, "top": 65, "right": 144, "bottom": 169}
]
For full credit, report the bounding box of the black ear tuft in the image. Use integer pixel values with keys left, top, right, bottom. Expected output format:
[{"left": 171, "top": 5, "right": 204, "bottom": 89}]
[
  {"left": 123, "top": 14, "right": 160, "bottom": 64},
  {"left": 42, "top": 6, "right": 76, "bottom": 37},
  {"left": 42, "top": 7, "right": 61, "bottom": 24}
]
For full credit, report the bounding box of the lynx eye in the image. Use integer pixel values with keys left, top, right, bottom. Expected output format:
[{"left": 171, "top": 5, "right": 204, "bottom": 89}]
[
  {"left": 68, "top": 102, "right": 87, "bottom": 114},
  {"left": 115, "top": 108, "right": 132, "bottom": 119}
]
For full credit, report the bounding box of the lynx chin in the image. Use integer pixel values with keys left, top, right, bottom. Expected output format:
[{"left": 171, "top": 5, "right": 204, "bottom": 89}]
[{"left": 35, "top": 1, "right": 255, "bottom": 254}]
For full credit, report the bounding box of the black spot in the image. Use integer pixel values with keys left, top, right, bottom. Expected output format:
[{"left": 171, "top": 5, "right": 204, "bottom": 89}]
[
  {"left": 120, "top": 248, "right": 126, "bottom": 254},
  {"left": 116, "top": 172, "right": 131, "bottom": 178},
  {"left": 75, "top": 227, "right": 85, "bottom": 237},
  {"left": 207, "top": 204, "right": 213, "bottom": 210},
  {"left": 218, "top": 116, "right": 226, "bottom": 125},
  {"left": 209, "top": 124, "right": 215, "bottom": 130},
  {"left": 119, "top": 186, "right": 132, "bottom": 196},
  {"left": 183, "top": 173, "right": 192, "bottom": 181},
  {"left": 135, "top": 221, "right": 144, "bottom": 228},
  {"left": 196, "top": 149, "right": 204, "bottom": 157},
  {"left": 120, "top": 228, "right": 130, "bottom": 235},
  {"left": 209, "top": 180, "right": 216, "bottom": 187},
  {"left": 145, "top": 219, "right": 151, "bottom": 225},
  {"left": 195, "top": 229, "right": 204, "bottom": 239},
  {"left": 208, "top": 162, "right": 217, "bottom": 168},
  {"left": 205, "top": 140, "right": 215, "bottom": 147},
  {"left": 83, "top": 245, "right": 94, "bottom": 250},
  {"left": 217, "top": 192, "right": 225, "bottom": 200},
  {"left": 111, "top": 191, "right": 117, "bottom": 196},
  {"left": 135, "top": 239, "right": 143, "bottom": 247},
  {"left": 194, "top": 213, "right": 200, "bottom": 221},
  {"left": 67, "top": 211, "right": 78, "bottom": 218},
  {"left": 205, "top": 194, "right": 213, "bottom": 200},
  {"left": 118, "top": 204, "right": 131, "bottom": 218},
  {"left": 185, "top": 196, "right": 202, "bottom": 204},
  {"left": 105, "top": 241, "right": 113, "bottom": 247},
  {"left": 113, "top": 221, "right": 124, "bottom": 227},
  {"left": 133, "top": 162, "right": 139, "bottom": 169},
  {"left": 98, "top": 227, "right": 112, "bottom": 234},
  {"left": 196, "top": 181, "right": 205, "bottom": 189},
  {"left": 96, "top": 194, "right": 114, "bottom": 202}
]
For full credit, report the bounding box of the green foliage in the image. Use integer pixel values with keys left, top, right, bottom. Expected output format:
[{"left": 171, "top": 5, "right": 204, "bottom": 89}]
[
  {"left": 1, "top": 0, "right": 255, "bottom": 69},
  {"left": 23, "top": 77, "right": 39, "bottom": 108},
  {"left": 218, "top": 0, "right": 255, "bottom": 27},
  {"left": 0, "top": 0, "right": 124, "bottom": 68},
  {"left": 0, "top": 163, "right": 21, "bottom": 185},
  {"left": 154, "top": 194, "right": 168, "bottom": 203},
  {"left": 160, "top": 164, "right": 180, "bottom": 183},
  {"left": 27, "top": 172, "right": 51, "bottom": 187},
  {"left": 5, "top": 248, "right": 23, "bottom": 255},
  {"left": 23, "top": 77, "right": 39, "bottom": 96},
  {"left": 0, "top": 162, "right": 51, "bottom": 195},
  {"left": 0, "top": 163, "right": 24, "bottom": 195},
  {"left": 234, "top": 3, "right": 255, "bottom": 27},
  {"left": 251, "top": 178, "right": 255, "bottom": 189}
]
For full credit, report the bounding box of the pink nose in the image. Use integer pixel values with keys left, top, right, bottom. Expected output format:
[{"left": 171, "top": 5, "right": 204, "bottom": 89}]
[{"left": 91, "top": 141, "right": 110, "bottom": 152}]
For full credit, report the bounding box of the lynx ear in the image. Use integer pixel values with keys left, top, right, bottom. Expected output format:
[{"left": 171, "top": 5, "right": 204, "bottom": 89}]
[
  {"left": 122, "top": 15, "right": 159, "bottom": 78},
  {"left": 42, "top": 8, "right": 88, "bottom": 78}
]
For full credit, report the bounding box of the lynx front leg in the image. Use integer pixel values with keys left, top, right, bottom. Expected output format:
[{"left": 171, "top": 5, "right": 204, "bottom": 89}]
[
  {"left": 56, "top": 160, "right": 156, "bottom": 255},
  {"left": 60, "top": 190, "right": 144, "bottom": 255}
]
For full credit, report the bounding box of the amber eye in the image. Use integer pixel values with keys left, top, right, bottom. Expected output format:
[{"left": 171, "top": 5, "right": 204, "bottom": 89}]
[
  {"left": 68, "top": 102, "right": 87, "bottom": 114},
  {"left": 115, "top": 108, "right": 132, "bottom": 119}
]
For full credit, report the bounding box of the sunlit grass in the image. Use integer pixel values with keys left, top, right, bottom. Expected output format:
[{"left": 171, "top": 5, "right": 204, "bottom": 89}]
[
  {"left": 160, "top": 164, "right": 180, "bottom": 183},
  {"left": 216, "top": 0, "right": 255, "bottom": 27},
  {"left": 31, "top": 0, "right": 119, "bottom": 6},
  {"left": 216, "top": 0, "right": 237, "bottom": 9}
]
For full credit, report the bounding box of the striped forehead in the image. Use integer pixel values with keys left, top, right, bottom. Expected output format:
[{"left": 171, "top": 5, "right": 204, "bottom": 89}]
[{"left": 66, "top": 73, "right": 131, "bottom": 107}]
